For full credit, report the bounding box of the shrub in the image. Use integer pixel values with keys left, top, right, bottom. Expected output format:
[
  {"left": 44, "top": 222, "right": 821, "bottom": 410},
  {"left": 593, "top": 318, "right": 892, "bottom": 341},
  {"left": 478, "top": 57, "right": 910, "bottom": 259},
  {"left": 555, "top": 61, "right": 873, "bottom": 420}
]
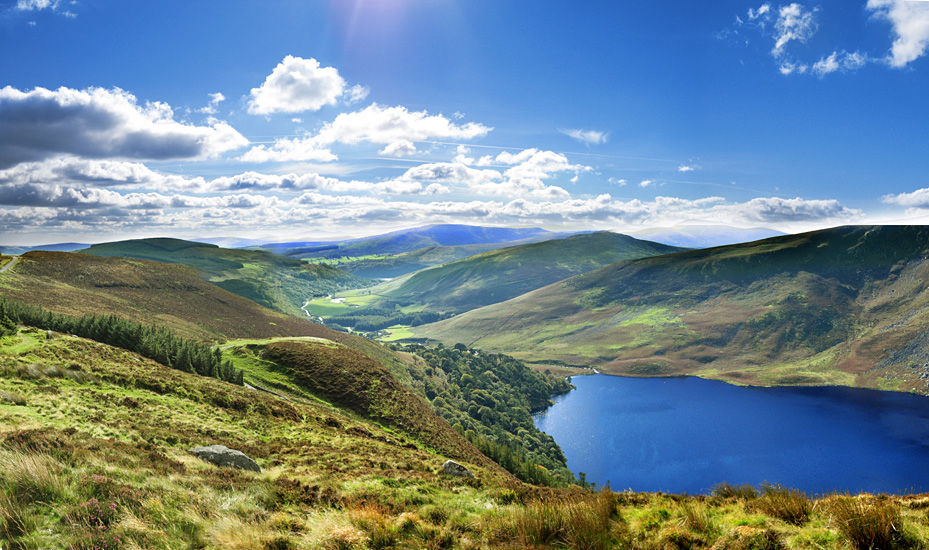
[
  {"left": 752, "top": 483, "right": 810, "bottom": 526},
  {"left": 828, "top": 496, "right": 916, "bottom": 550}
]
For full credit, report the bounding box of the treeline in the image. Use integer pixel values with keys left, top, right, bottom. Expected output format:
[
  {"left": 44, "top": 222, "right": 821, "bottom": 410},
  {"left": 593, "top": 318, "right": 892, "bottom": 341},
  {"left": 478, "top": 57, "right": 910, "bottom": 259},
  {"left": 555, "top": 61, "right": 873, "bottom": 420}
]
[
  {"left": 326, "top": 308, "right": 457, "bottom": 332},
  {"left": 397, "top": 342, "right": 576, "bottom": 486},
  {"left": 0, "top": 298, "right": 243, "bottom": 385}
]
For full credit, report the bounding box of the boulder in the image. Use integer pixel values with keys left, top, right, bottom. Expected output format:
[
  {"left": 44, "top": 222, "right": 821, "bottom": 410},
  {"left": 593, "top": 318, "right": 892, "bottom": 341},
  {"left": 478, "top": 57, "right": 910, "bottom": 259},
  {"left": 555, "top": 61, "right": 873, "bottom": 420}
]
[
  {"left": 442, "top": 459, "right": 475, "bottom": 478},
  {"left": 189, "top": 445, "right": 260, "bottom": 472}
]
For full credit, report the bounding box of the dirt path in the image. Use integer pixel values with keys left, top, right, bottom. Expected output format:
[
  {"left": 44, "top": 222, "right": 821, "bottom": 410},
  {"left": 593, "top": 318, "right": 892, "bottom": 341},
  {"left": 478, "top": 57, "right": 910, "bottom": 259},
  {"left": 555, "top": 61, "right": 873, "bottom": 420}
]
[{"left": 0, "top": 255, "right": 20, "bottom": 273}]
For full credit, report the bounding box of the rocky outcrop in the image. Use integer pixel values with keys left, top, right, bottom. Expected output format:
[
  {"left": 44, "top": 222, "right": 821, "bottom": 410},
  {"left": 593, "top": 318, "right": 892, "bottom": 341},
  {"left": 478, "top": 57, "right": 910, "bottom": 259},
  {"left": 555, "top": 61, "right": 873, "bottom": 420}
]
[
  {"left": 442, "top": 459, "right": 474, "bottom": 478},
  {"left": 189, "top": 445, "right": 260, "bottom": 472}
]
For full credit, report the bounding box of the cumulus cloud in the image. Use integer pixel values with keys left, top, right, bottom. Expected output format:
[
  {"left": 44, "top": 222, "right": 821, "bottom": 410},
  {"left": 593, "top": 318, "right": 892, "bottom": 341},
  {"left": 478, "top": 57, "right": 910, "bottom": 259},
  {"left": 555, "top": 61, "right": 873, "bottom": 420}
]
[
  {"left": 0, "top": 86, "right": 248, "bottom": 169},
  {"left": 237, "top": 137, "right": 337, "bottom": 163},
  {"left": 316, "top": 103, "right": 491, "bottom": 145},
  {"left": 0, "top": 157, "right": 204, "bottom": 191},
  {"left": 379, "top": 140, "right": 418, "bottom": 157},
  {"left": 247, "top": 56, "right": 351, "bottom": 115},
  {"left": 882, "top": 187, "right": 929, "bottom": 208},
  {"left": 239, "top": 103, "right": 491, "bottom": 163},
  {"left": 867, "top": 0, "right": 929, "bottom": 68},
  {"left": 560, "top": 128, "right": 609, "bottom": 145},
  {"left": 724, "top": 196, "right": 861, "bottom": 223}
]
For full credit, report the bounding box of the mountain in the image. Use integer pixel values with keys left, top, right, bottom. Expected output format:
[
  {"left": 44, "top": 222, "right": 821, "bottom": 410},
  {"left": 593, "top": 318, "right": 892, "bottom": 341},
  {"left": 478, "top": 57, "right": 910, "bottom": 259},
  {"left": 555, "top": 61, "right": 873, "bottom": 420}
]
[
  {"left": 414, "top": 225, "right": 929, "bottom": 394},
  {"left": 78, "top": 238, "right": 373, "bottom": 317},
  {"left": 629, "top": 223, "right": 785, "bottom": 248},
  {"left": 369, "top": 231, "right": 687, "bottom": 313},
  {"left": 0, "top": 250, "right": 340, "bottom": 341},
  {"left": 257, "top": 223, "right": 567, "bottom": 260}
]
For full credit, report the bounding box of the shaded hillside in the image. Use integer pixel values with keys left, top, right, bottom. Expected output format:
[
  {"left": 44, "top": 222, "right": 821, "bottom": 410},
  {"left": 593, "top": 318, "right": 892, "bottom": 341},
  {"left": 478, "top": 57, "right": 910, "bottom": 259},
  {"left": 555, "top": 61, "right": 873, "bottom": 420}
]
[
  {"left": 415, "top": 225, "right": 929, "bottom": 394},
  {"left": 79, "top": 238, "right": 372, "bottom": 316},
  {"left": 259, "top": 223, "right": 563, "bottom": 261},
  {"left": 0, "top": 251, "right": 341, "bottom": 341}
]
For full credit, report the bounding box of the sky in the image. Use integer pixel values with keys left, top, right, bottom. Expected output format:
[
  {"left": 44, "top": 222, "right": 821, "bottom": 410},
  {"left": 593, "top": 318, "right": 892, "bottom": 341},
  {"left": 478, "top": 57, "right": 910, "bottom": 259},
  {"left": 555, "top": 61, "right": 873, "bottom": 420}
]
[{"left": 1, "top": 0, "right": 928, "bottom": 245}]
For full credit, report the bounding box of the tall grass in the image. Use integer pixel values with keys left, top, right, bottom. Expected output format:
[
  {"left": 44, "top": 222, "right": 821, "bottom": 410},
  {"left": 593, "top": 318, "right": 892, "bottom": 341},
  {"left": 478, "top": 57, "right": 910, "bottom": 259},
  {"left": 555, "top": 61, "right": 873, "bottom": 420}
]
[
  {"left": 511, "top": 489, "right": 621, "bottom": 550},
  {"left": 753, "top": 483, "right": 811, "bottom": 526},
  {"left": 0, "top": 448, "right": 66, "bottom": 504},
  {"left": 712, "top": 482, "right": 758, "bottom": 500},
  {"left": 828, "top": 496, "right": 914, "bottom": 550}
]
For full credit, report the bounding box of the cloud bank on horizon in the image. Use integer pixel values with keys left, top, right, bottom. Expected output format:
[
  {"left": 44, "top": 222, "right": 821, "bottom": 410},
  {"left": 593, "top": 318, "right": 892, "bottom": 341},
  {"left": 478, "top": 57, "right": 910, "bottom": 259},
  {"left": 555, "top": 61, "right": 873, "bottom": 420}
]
[{"left": 0, "top": 0, "right": 927, "bottom": 244}]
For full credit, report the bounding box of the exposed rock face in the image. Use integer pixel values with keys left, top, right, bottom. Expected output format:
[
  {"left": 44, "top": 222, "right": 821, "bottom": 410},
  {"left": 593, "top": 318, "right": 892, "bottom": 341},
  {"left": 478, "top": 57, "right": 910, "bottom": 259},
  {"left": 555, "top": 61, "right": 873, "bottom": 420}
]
[
  {"left": 442, "top": 459, "right": 474, "bottom": 478},
  {"left": 189, "top": 445, "right": 260, "bottom": 472}
]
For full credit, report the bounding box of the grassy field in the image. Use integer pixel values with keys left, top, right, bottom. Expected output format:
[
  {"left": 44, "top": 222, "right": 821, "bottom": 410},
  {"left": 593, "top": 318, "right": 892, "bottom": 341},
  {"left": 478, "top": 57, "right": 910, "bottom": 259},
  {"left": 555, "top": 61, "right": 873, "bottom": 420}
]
[{"left": 4, "top": 328, "right": 929, "bottom": 548}]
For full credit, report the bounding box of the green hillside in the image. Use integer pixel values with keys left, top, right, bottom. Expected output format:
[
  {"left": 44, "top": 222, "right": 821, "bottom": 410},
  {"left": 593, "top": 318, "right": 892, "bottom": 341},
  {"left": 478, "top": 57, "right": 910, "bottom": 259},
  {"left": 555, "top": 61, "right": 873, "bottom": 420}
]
[
  {"left": 79, "top": 238, "right": 373, "bottom": 317},
  {"left": 306, "top": 232, "right": 686, "bottom": 333},
  {"left": 415, "top": 225, "right": 929, "bottom": 394}
]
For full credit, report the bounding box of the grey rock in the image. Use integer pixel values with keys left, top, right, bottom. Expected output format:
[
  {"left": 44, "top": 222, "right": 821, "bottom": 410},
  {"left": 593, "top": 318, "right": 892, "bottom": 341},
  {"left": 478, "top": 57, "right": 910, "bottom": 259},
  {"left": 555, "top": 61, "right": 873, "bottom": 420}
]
[
  {"left": 442, "top": 459, "right": 474, "bottom": 478},
  {"left": 189, "top": 445, "right": 260, "bottom": 472}
]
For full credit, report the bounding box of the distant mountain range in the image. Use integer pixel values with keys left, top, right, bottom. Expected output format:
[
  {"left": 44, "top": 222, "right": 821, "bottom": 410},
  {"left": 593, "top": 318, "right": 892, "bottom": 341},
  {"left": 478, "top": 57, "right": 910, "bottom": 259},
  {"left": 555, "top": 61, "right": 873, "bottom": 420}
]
[
  {"left": 629, "top": 224, "right": 785, "bottom": 248},
  {"left": 415, "top": 225, "right": 929, "bottom": 395}
]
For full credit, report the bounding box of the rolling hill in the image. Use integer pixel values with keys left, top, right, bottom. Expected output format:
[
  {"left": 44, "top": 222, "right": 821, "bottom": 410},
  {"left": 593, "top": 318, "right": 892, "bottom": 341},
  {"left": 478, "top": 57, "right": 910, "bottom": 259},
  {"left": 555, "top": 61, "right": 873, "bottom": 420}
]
[
  {"left": 414, "top": 225, "right": 929, "bottom": 394},
  {"left": 78, "top": 238, "right": 372, "bottom": 317},
  {"left": 370, "top": 231, "right": 687, "bottom": 312}
]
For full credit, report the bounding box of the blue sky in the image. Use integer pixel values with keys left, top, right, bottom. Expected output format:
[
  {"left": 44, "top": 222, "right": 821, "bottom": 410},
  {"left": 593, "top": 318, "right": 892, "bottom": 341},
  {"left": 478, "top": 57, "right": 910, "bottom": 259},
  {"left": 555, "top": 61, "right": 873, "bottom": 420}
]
[{"left": 1, "top": 0, "right": 928, "bottom": 245}]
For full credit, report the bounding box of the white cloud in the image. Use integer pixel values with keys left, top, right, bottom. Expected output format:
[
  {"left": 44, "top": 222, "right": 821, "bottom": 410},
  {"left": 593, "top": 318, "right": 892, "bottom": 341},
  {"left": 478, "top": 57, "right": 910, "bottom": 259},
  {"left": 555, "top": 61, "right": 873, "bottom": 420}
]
[
  {"left": 14, "top": 0, "right": 74, "bottom": 16},
  {"left": 0, "top": 157, "right": 204, "bottom": 191},
  {"left": 812, "top": 50, "right": 869, "bottom": 77},
  {"left": 0, "top": 86, "right": 248, "bottom": 169},
  {"left": 560, "top": 128, "right": 609, "bottom": 145},
  {"left": 316, "top": 103, "right": 492, "bottom": 145},
  {"left": 772, "top": 3, "right": 819, "bottom": 57},
  {"left": 882, "top": 187, "right": 929, "bottom": 208},
  {"left": 867, "top": 0, "right": 929, "bottom": 68},
  {"left": 609, "top": 178, "right": 627, "bottom": 186},
  {"left": 748, "top": 4, "right": 772, "bottom": 21},
  {"left": 678, "top": 165, "right": 696, "bottom": 173},
  {"left": 346, "top": 85, "right": 370, "bottom": 104},
  {"left": 247, "top": 56, "right": 349, "bottom": 115},
  {"left": 640, "top": 179, "right": 655, "bottom": 187},
  {"left": 237, "top": 137, "right": 337, "bottom": 163},
  {"left": 197, "top": 92, "right": 226, "bottom": 114},
  {"left": 379, "top": 140, "right": 418, "bottom": 157},
  {"left": 238, "top": 103, "right": 491, "bottom": 163},
  {"left": 724, "top": 196, "right": 861, "bottom": 223}
]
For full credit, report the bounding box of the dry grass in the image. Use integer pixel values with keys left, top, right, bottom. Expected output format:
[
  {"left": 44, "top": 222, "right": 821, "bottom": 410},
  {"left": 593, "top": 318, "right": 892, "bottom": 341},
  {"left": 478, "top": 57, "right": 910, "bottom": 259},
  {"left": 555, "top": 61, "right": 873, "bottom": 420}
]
[
  {"left": 752, "top": 483, "right": 811, "bottom": 526},
  {"left": 827, "top": 495, "right": 916, "bottom": 550}
]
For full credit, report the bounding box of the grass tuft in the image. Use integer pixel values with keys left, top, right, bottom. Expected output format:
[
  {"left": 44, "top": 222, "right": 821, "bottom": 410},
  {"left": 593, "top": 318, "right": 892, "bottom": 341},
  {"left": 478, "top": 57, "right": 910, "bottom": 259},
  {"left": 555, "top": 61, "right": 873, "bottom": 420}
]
[
  {"left": 712, "top": 482, "right": 758, "bottom": 500},
  {"left": 828, "top": 495, "right": 916, "bottom": 550},
  {"left": 752, "top": 483, "right": 811, "bottom": 526}
]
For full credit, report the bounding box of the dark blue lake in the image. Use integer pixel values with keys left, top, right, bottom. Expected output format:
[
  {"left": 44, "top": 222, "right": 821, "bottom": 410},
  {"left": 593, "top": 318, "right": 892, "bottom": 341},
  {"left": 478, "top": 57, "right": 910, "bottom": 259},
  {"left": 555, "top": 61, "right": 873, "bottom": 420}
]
[{"left": 533, "top": 374, "right": 929, "bottom": 495}]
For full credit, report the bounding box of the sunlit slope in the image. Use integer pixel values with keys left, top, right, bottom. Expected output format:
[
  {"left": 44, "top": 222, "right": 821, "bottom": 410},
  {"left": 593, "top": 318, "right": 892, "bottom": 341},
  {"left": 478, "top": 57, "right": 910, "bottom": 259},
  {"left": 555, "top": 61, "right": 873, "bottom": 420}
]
[
  {"left": 0, "top": 251, "right": 346, "bottom": 341},
  {"left": 415, "top": 225, "right": 929, "bottom": 393},
  {"left": 368, "top": 231, "right": 686, "bottom": 312},
  {"left": 79, "top": 238, "right": 372, "bottom": 316}
]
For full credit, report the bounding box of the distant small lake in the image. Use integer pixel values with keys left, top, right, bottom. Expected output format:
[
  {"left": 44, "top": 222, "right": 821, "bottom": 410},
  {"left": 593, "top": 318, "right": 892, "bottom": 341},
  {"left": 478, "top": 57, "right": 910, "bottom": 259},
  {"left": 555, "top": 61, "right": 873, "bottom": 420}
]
[{"left": 533, "top": 374, "right": 929, "bottom": 495}]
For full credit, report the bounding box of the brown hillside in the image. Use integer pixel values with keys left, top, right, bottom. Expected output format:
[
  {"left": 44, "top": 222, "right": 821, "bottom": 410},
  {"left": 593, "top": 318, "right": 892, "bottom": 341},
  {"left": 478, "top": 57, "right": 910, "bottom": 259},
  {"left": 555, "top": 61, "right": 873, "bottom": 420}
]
[
  {"left": 260, "top": 340, "right": 500, "bottom": 470},
  {"left": 0, "top": 251, "right": 340, "bottom": 341}
]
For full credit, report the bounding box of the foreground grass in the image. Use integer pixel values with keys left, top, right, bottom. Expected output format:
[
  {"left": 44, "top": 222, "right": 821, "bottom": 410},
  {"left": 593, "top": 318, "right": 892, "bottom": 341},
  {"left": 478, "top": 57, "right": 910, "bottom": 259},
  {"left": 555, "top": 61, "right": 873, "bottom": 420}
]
[{"left": 3, "top": 328, "right": 929, "bottom": 549}]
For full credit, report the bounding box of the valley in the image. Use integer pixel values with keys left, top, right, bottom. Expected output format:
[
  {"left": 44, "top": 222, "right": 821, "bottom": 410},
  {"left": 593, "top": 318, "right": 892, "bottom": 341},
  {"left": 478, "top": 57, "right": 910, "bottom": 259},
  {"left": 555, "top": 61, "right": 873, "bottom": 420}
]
[{"left": 5, "top": 223, "right": 929, "bottom": 549}]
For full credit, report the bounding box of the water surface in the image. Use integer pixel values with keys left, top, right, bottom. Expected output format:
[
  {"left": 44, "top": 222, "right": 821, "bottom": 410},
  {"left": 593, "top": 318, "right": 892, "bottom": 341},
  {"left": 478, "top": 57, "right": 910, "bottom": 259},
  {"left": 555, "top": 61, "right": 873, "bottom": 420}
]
[{"left": 533, "top": 374, "right": 929, "bottom": 494}]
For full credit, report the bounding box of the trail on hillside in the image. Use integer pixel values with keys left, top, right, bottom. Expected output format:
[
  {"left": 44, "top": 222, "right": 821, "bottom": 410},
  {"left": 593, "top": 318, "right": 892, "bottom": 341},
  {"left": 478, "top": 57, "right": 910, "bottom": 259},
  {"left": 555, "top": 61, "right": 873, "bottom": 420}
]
[{"left": 0, "top": 256, "right": 20, "bottom": 273}]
